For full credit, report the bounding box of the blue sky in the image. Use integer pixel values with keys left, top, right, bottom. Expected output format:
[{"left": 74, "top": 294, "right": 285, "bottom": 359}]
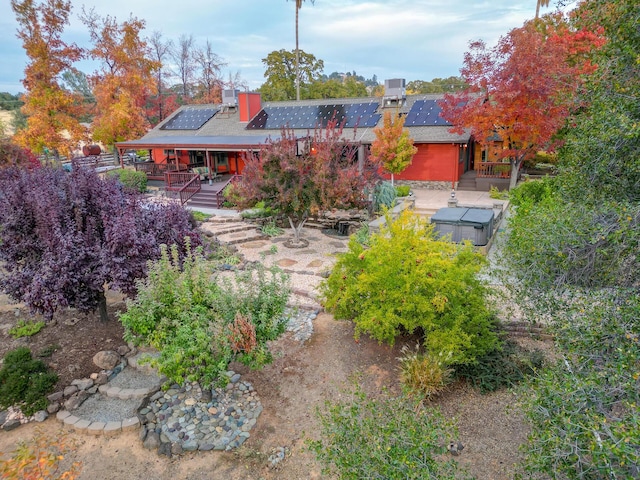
[{"left": 0, "top": 0, "right": 566, "bottom": 95}]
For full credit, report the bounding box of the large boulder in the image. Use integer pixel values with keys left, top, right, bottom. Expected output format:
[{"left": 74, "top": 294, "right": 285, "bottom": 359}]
[{"left": 93, "top": 350, "right": 120, "bottom": 370}]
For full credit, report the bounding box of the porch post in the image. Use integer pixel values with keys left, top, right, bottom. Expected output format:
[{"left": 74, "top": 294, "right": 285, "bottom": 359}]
[{"left": 206, "top": 150, "right": 213, "bottom": 186}]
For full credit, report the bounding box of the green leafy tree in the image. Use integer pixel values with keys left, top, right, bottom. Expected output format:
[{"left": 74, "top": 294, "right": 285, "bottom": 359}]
[
  {"left": 322, "top": 209, "right": 499, "bottom": 364},
  {"left": 259, "top": 49, "right": 324, "bottom": 101},
  {"left": 233, "top": 123, "right": 380, "bottom": 244},
  {"left": 307, "top": 76, "right": 368, "bottom": 99},
  {"left": 60, "top": 69, "right": 94, "bottom": 122},
  {"left": 370, "top": 111, "right": 417, "bottom": 185},
  {"left": 406, "top": 76, "right": 467, "bottom": 94},
  {"left": 500, "top": 1, "right": 640, "bottom": 477},
  {"left": 0, "top": 92, "right": 24, "bottom": 111}
]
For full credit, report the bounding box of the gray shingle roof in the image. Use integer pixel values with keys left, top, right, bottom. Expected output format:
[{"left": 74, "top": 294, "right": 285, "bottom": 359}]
[{"left": 117, "top": 93, "right": 470, "bottom": 150}]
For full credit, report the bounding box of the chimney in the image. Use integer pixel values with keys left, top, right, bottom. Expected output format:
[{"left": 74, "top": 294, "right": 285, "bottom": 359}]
[
  {"left": 238, "top": 92, "right": 262, "bottom": 122},
  {"left": 382, "top": 78, "right": 406, "bottom": 107}
]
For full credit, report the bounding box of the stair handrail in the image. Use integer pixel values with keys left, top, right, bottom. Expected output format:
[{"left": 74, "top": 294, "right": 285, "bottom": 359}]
[
  {"left": 176, "top": 174, "right": 201, "bottom": 205},
  {"left": 215, "top": 174, "right": 242, "bottom": 208}
]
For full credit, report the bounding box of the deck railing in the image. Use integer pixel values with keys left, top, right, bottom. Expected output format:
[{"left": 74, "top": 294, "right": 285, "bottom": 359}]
[
  {"left": 134, "top": 162, "right": 187, "bottom": 180},
  {"left": 215, "top": 174, "right": 242, "bottom": 208},
  {"left": 476, "top": 162, "right": 512, "bottom": 178},
  {"left": 164, "top": 171, "right": 201, "bottom": 205}
]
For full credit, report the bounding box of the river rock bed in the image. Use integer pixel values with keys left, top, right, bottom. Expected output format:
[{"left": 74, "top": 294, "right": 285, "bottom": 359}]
[{"left": 138, "top": 372, "right": 262, "bottom": 455}]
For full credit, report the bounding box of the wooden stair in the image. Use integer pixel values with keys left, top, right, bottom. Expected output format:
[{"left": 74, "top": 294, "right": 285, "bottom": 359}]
[{"left": 186, "top": 189, "right": 221, "bottom": 209}]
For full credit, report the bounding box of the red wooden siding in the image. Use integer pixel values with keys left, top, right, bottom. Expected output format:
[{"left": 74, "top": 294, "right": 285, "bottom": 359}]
[{"left": 393, "top": 143, "right": 460, "bottom": 184}]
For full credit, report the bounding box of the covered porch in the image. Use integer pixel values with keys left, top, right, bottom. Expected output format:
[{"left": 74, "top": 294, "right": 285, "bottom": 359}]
[{"left": 115, "top": 135, "right": 271, "bottom": 181}]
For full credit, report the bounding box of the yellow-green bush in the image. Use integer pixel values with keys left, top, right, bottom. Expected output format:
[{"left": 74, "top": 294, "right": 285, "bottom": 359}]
[
  {"left": 321, "top": 209, "right": 499, "bottom": 365},
  {"left": 107, "top": 168, "right": 147, "bottom": 193}
]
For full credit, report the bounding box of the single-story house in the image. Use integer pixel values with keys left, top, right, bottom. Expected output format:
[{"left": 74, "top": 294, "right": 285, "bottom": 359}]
[{"left": 116, "top": 79, "right": 508, "bottom": 197}]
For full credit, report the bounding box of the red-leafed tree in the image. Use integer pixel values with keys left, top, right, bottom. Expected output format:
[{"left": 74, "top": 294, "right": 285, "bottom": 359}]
[
  {"left": 0, "top": 139, "right": 40, "bottom": 169},
  {"left": 440, "top": 13, "right": 605, "bottom": 189},
  {"left": 370, "top": 111, "right": 417, "bottom": 186},
  {"left": 233, "top": 122, "right": 381, "bottom": 244},
  {"left": 0, "top": 165, "right": 200, "bottom": 323},
  {"left": 11, "top": 0, "right": 87, "bottom": 160},
  {"left": 81, "top": 8, "right": 160, "bottom": 149}
]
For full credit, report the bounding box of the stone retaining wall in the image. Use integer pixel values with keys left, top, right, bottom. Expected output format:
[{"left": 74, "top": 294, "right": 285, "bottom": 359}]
[{"left": 395, "top": 180, "right": 454, "bottom": 190}]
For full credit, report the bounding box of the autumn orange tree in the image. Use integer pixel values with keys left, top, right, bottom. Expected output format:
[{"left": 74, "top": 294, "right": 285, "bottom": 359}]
[
  {"left": 440, "top": 12, "right": 605, "bottom": 189},
  {"left": 11, "top": 0, "right": 87, "bottom": 161},
  {"left": 370, "top": 111, "right": 417, "bottom": 185},
  {"left": 81, "top": 8, "right": 159, "bottom": 149}
]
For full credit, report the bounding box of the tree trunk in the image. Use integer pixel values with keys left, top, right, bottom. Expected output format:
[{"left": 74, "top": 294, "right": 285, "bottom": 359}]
[
  {"left": 97, "top": 290, "right": 109, "bottom": 323},
  {"left": 509, "top": 158, "right": 522, "bottom": 190},
  {"left": 295, "top": 5, "right": 300, "bottom": 101},
  {"left": 288, "top": 215, "right": 308, "bottom": 242},
  {"left": 390, "top": 173, "right": 395, "bottom": 186}
]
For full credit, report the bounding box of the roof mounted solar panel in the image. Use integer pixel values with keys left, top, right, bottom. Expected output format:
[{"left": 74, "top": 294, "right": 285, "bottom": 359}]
[
  {"left": 246, "top": 102, "right": 381, "bottom": 130},
  {"left": 160, "top": 108, "right": 219, "bottom": 130},
  {"left": 404, "top": 100, "right": 450, "bottom": 126}
]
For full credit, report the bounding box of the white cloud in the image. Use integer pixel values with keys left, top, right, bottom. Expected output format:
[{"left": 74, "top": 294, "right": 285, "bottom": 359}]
[{"left": 0, "top": 0, "right": 554, "bottom": 94}]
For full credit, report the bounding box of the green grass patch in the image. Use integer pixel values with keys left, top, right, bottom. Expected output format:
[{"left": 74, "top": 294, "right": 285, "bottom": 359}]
[{"left": 8, "top": 319, "right": 45, "bottom": 338}]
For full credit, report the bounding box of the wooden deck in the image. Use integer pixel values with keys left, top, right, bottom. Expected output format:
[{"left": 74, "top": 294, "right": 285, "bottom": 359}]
[{"left": 147, "top": 174, "right": 238, "bottom": 209}]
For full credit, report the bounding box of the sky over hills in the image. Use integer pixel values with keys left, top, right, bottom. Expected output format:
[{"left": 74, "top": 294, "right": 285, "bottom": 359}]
[{"left": 0, "top": 0, "right": 568, "bottom": 95}]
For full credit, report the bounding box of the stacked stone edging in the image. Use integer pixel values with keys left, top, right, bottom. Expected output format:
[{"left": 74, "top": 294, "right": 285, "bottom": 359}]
[
  {"left": 54, "top": 349, "right": 160, "bottom": 436},
  {"left": 55, "top": 409, "right": 140, "bottom": 437}
]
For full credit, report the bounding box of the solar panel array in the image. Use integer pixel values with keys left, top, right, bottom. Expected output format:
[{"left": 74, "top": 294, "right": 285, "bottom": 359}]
[
  {"left": 404, "top": 100, "right": 450, "bottom": 126},
  {"left": 246, "top": 103, "right": 381, "bottom": 130},
  {"left": 160, "top": 108, "right": 218, "bottom": 130}
]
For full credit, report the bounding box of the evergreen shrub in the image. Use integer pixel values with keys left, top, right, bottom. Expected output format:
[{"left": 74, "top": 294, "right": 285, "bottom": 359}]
[
  {"left": 372, "top": 181, "right": 396, "bottom": 213},
  {"left": 395, "top": 185, "right": 411, "bottom": 197},
  {"left": 0, "top": 347, "right": 58, "bottom": 416},
  {"left": 322, "top": 209, "right": 499, "bottom": 364}
]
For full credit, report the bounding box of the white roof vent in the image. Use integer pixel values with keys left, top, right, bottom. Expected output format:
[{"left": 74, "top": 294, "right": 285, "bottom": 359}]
[
  {"left": 222, "top": 89, "right": 239, "bottom": 110},
  {"left": 383, "top": 78, "right": 406, "bottom": 107}
]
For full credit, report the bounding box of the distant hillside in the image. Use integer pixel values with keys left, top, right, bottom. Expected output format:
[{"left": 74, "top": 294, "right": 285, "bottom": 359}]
[{"left": 0, "top": 111, "right": 15, "bottom": 137}]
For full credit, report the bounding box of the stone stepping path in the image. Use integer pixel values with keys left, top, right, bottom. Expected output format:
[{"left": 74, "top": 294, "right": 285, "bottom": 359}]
[{"left": 55, "top": 352, "right": 162, "bottom": 436}]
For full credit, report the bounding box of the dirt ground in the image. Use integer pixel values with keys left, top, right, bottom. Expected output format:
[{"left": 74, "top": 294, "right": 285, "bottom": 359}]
[
  {"left": 0, "top": 292, "right": 547, "bottom": 480},
  {"left": 0, "top": 215, "right": 550, "bottom": 480}
]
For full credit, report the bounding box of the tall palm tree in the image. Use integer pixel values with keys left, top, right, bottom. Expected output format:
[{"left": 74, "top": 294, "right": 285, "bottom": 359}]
[
  {"left": 535, "top": 0, "right": 550, "bottom": 19},
  {"left": 289, "top": 0, "right": 315, "bottom": 101}
]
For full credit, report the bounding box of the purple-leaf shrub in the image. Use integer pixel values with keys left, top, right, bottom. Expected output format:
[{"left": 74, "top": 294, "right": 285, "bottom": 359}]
[{"left": 0, "top": 164, "right": 200, "bottom": 321}]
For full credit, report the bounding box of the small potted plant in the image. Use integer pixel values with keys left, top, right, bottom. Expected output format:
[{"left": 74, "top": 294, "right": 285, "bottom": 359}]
[{"left": 494, "top": 163, "right": 511, "bottom": 178}]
